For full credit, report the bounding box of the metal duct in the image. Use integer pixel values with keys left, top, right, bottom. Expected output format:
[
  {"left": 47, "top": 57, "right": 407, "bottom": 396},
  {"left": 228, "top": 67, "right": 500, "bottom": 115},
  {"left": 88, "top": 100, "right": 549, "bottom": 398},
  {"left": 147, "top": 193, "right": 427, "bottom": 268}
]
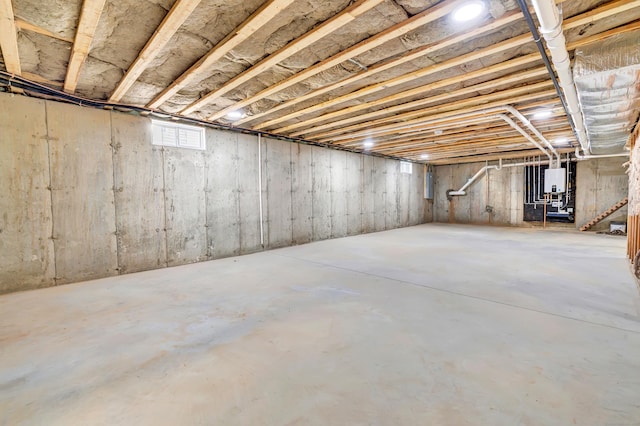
[{"left": 573, "top": 30, "right": 640, "bottom": 155}]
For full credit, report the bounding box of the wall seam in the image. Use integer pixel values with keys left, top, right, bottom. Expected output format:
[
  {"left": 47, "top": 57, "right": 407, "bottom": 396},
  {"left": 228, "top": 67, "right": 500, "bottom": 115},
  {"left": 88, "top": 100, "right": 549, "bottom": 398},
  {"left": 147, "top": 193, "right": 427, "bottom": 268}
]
[
  {"left": 109, "top": 112, "right": 122, "bottom": 274},
  {"left": 160, "top": 147, "right": 170, "bottom": 267},
  {"left": 44, "top": 101, "right": 58, "bottom": 285},
  {"left": 203, "top": 148, "right": 210, "bottom": 259}
]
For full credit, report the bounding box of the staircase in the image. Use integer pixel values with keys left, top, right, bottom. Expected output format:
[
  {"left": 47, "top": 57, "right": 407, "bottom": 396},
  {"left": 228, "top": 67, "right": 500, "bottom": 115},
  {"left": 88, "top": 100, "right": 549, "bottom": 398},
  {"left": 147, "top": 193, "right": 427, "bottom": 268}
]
[{"left": 579, "top": 197, "right": 628, "bottom": 231}]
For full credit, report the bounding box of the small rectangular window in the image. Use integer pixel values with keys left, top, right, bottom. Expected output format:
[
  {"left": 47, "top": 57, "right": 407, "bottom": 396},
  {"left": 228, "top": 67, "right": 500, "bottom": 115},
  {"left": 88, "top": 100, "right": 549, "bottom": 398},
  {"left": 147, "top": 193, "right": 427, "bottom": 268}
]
[
  {"left": 400, "top": 161, "right": 412, "bottom": 174},
  {"left": 152, "top": 120, "right": 206, "bottom": 150}
]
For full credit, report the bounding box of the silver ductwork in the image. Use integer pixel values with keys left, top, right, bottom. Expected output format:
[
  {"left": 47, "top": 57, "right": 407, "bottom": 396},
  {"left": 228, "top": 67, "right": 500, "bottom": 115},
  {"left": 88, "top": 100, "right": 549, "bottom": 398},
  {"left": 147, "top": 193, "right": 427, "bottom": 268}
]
[{"left": 573, "top": 30, "right": 640, "bottom": 155}]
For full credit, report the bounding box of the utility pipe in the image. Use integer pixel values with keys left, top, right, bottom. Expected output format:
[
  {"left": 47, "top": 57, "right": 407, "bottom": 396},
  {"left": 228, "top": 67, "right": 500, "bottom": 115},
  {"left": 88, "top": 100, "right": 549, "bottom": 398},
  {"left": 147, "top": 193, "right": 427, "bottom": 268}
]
[
  {"left": 574, "top": 147, "right": 629, "bottom": 160},
  {"left": 257, "top": 133, "right": 264, "bottom": 247},
  {"left": 529, "top": 0, "right": 590, "bottom": 154},
  {"left": 448, "top": 157, "right": 574, "bottom": 197},
  {"left": 497, "top": 113, "right": 554, "bottom": 163},
  {"left": 408, "top": 112, "right": 553, "bottom": 163},
  {"left": 514, "top": 0, "right": 579, "bottom": 149},
  {"left": 353, "top": 105, "right": 559, "bottom": 163}
]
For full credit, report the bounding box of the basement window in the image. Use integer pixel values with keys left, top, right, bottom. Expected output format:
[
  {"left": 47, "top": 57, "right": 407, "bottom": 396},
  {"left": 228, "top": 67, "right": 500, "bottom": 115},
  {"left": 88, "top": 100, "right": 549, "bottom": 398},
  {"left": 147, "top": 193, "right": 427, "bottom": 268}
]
[
  {"left": 400, "top": 161, "right": 413, "bottom": 174},
  {"left": 151, "top": 120, "right": 206, "bottom": 150}
]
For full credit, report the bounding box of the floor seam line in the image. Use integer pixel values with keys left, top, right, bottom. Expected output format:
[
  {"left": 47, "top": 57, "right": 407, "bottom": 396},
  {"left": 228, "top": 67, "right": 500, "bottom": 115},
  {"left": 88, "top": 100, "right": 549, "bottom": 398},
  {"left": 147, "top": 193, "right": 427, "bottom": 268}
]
[{"left": 268, "top": 252, "right": 640, "bottom": 335}]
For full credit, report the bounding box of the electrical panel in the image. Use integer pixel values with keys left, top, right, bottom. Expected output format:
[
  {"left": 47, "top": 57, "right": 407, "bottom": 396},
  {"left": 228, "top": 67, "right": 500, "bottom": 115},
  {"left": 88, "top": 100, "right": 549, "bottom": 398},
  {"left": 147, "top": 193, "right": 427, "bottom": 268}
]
[
  {"left": 544, "top": 168, "right": 566, "bottom": 193},
  {"left": 424, "top": 171, "right": 434, "bottom": 199}
]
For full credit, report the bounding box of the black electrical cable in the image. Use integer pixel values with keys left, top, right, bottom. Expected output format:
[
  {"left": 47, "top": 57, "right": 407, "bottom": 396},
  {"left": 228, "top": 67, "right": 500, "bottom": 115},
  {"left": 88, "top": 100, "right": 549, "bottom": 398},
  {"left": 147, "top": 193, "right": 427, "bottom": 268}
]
[{"left": 514, "top": 0, "right": 580, "bottom": 143}]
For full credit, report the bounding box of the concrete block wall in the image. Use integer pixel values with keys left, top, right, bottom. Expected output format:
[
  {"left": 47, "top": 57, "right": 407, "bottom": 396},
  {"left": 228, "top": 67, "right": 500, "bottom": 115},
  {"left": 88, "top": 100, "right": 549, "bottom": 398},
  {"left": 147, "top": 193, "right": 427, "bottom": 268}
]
[
  {"left": 434, "top": 158, "right": 627, "bottom": 228},
  {"left": 0, "top": 93, "right": 429, "bottom": 294}
]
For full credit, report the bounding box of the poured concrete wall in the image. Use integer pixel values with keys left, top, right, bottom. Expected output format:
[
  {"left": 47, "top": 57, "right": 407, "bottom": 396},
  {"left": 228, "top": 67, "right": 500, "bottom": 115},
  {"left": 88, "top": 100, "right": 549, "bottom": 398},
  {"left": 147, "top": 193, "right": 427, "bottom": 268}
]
[
  {"left": 434, "top": 162, "right": 524, "bottom": 226},
  {"left": 434, "top": 158, "right": 627, "bottom": 229},
  {"left": 575, "top": 158, "right": 628, "bottom": 232},
  {"left": 0, "top": 93, "right": 428, "bottom": 294}
]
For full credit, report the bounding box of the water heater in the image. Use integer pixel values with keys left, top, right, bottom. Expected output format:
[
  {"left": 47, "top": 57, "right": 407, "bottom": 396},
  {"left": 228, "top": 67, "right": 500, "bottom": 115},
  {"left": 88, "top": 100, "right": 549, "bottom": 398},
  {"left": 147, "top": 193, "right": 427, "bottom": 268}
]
[{"left": 544, "top": 168, "right": 566, "bottom": 193}]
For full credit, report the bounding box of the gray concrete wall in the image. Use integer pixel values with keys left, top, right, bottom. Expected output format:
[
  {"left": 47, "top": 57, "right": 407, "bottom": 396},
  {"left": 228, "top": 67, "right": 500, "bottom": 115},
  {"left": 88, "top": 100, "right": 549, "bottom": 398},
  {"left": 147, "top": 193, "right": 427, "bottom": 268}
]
[
  {"left": 0, "top": 93, "right": 429, "bottom": 294},
  {"left": 434, "top": 162, "right": 524, "bottom": 226},
  {"left": 575, "top": 158, "right": 628, "bottom": 232},
  {"left": 434, "top": 158, "right": 627, "bottom": 229}
]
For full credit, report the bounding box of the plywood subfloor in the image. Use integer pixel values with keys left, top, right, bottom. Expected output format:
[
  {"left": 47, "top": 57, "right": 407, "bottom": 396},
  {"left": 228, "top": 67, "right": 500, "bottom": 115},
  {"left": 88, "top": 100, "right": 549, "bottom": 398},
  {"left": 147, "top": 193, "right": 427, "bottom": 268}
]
[{"left": 1, "top": 224, "right": 639, "bottom": 425}]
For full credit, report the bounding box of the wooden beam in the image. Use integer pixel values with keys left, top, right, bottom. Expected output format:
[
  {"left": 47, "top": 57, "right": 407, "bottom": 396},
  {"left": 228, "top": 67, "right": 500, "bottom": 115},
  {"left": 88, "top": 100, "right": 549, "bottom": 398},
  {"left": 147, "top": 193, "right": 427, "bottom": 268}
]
[
  {"left": 15, "top": 16, "right": 74, "bottom": 43},
  {"left": 22, "top": 71, "right": 64, "bottom": 87},
  {"left": 253, "top": 0, "right": 640, "bottom": 131},
  {"left": 565, "top": 0, "right": 639, "bottom": 29},
  {"left": 262, "top": 34, "right": 533, "bottom": 132},
  {"left": 109, "top": 0, "right": 202, "bottom": 102},
  {"left": 316, "top": 88, "right": 558, "bottom": 143},
  {"left": 64, "top": 0, "right": 107, "bottom": 93},
  {"left": 237, "top": 9, "right": 523, "bottom": 127},
  {"left": 313, "top": 83, "right": 556, "bottom": 142},
  {"left": 0, "top": 0, "right": 21, "bottom": 75},
  {"left": 306, "top": 21, "right": 640, "bottom": 142},
  {"left": 207, "top": 0, "right": 481, "bottom": 121},
  {"left": 178, "top": 0, "right": 386, "bottom": 115},
  {"left": 285, "top": 64, "right": 548, "bottom": 137},
  {"left": 145, "top": 0, "right": 297, "bottom": 108}
]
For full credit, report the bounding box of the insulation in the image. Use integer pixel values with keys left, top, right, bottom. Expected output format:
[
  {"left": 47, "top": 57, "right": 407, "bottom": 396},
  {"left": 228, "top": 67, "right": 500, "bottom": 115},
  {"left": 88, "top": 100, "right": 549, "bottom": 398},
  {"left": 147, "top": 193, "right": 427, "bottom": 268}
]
[{"left": 573, "top": 30, "right": 640, "bottom": 154}]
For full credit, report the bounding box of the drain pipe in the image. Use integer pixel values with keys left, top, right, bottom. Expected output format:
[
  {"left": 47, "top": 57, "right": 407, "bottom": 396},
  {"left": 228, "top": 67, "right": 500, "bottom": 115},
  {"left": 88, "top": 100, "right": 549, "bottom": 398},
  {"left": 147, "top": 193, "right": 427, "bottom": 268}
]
[
  {"left": 574, "top": 147, "right": 629, "bottom": 160},
  {"left": 528, "top": 0, "right": 590, "bottom": 154}
]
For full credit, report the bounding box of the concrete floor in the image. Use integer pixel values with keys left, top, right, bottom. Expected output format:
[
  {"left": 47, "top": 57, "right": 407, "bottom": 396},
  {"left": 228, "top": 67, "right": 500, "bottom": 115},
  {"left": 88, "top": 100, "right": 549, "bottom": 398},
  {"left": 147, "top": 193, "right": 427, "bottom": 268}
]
[{"left": 1, "top": 224, "right": 640, "bottom": 425}]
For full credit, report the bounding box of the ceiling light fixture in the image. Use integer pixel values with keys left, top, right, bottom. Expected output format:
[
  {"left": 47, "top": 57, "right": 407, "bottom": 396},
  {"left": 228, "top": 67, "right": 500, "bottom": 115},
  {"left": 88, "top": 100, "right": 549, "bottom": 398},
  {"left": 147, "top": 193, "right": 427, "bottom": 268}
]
[
  {"left": 226, "top": 110, "right": 245, "bottom": 120},
  {"left": 533, "top": 110, "right": 552, "bottom": 120},
  {"left": 452, "top": 0, "right": 486, "bottom": 22},
  {"left": 554, "top": 137, "right": 569, "bottom": 145},
  {"left": 421, "top": 154, "right": 430, "bottom": 160},
  {"left": 363, "top": 139, "right": 374, "bottom": 149}
]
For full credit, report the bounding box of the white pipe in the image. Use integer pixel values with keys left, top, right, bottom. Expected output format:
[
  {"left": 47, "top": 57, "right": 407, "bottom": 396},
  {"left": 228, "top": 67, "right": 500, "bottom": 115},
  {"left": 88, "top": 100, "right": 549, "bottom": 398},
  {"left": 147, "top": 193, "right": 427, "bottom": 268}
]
[
  {"left": 530, "top": 0, "right": 589, "bottom": 154},
  {"left": 502, "top": 105, "right": 560, "bottom": 167},
  {"left": 257, "top": 133, "right": 264, "bottom": 247},
  {"left": 574, "top": 147, "right": 629, "bottom": 160},
  {"left": 448, "top": 157, "right": 575, "bottom": 197},
  {"left": 420, "top": 113, "right": 553, "bottom": 163},
  {"left": 344, "top": 105, "right": 560, "bottom": 161},
  {"left": 497, "top": 114, "right": 554, "bottom": 163}
]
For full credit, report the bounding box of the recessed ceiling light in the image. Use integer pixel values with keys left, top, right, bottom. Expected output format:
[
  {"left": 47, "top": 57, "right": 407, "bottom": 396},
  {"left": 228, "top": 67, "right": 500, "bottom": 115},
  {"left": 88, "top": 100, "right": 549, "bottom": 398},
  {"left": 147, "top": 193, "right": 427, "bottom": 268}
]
[
  {"left": 452, "top": 0, "right": 486, "bottom": 22},
  {"left": 533, "top": 110, "right": 552, "bottom": 120},
  {"left": 226, "top": 110, "right": 245, "bottom": 120}
]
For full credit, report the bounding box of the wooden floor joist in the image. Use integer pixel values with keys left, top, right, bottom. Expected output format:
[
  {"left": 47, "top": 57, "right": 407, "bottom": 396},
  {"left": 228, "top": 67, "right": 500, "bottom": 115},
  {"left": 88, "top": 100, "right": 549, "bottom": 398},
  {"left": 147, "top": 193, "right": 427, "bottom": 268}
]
[
  {"left": 285, "top": 64, "right": 549, "bottom": 137},
  {"left": 579, "top": 197, "right": 629, "bottom": 231},
  {"left": 15, "top": 16, "right": 74, "bottom": 43},
  {"left": 146, "top": 0, "right": 297, "bottom": 109},
  {"left": 64, "top": 0, "right": 107, "bottom": 93},
  {"left": 207, "top": 0, "right": 490, "bottom": 121},
  {"left": 109, "top": 0, "right": 203, "bottom": 102},
  {"left": 178, "top": 0, "right": 386, "bottom": 115},
  {"left": 251, "top": 0, "right": 640, "bottom": 134},
  {"left": 0, "top": 0, "right": 21, "bottom": 75},
  {"left": 315, "top": 87, "right": 557, "bottom": 143},
  {"left": 237, "top": 10, "right": 524, "bottom": 127}
]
